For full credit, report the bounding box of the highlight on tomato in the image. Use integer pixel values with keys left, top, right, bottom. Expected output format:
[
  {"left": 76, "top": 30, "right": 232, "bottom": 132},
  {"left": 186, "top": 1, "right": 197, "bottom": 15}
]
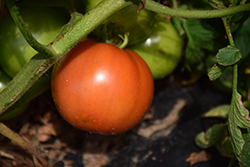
[{"left": 51, "top": 39, "right": 154, "bottom": 135}]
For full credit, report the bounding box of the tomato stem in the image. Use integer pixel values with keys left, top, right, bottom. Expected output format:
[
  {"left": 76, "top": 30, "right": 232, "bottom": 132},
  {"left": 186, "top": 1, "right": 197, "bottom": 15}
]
[
  {"left": 4, "top": 0, "right": 57, "bottom": 57},
  {"left": 117, "top": 33, "right": 129, "bottom": 49},
  {"left": 145, "top": 0, "right": 250, "bottom": 19}
]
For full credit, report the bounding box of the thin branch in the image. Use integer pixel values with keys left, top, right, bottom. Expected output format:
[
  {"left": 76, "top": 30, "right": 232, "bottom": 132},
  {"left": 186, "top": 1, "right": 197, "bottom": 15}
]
[
  {"left": 4, "top": 0, "right": 56, "bottom": 56},
  {"left": 145, "top": 0, "right": 250, "bottom": 19}
]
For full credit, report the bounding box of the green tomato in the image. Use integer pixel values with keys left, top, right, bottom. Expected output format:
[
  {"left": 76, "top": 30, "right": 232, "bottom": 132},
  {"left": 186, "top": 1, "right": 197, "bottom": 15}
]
[
  {"left": 128, "top": 15, "right": 183, "bottom": 79},
  {"left": 0, "top": 7, "right": 69, "bottom": 78},
  {"left": 84, "top": 0, "right": 155, "bottom": 45},
  {"left": 0, "top": 68, "right": 29, "bottom": 121}
]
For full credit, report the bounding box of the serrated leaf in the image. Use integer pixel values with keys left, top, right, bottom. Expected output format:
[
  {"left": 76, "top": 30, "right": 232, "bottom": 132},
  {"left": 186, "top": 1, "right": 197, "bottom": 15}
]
[
  {"left": 195, "top": 124, "right": 228, "bottom": 149},
  {"left": 184, "top": 19, "right": 217, "bottom": 51},
  {"left": 203, "top": 104, "right": 230, "bottom": 118},
  {"left": 228, "top": 92, "right": 250, "bottom": 162},
  {"left": 240, "top": 129, "right": 250, "bottom": 167},
  {"left": 216, "top": 45, "right": 242, "bottom": 66},
  {"left": 183, "top": 19, "right": 217, "bottom": 71},
  {"left": 208, "top": 64, "right": 227, "bottom": 80},
  {"left": 235, "top": 16, "right": 250, "bottom": 59}
]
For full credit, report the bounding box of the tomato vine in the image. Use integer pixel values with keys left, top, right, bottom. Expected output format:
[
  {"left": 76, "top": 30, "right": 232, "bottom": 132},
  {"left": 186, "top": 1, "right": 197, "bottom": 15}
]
[{"left": 0, "top": 0, "right": 250, "bottom": 166}]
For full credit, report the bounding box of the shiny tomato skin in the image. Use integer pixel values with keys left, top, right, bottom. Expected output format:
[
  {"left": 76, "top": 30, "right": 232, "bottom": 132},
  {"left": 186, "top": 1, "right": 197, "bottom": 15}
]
[{"left": 51, "top": 39, "right": 154, "bottom": 135}]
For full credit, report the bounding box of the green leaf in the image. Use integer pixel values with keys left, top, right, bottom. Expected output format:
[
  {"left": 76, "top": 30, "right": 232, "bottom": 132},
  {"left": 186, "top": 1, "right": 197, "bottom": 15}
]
[
  {"left": 208, "top": 64, "right": 227, "bottom": 81},
  {"left": 230, "top": 0, "right": 240, "bottom": 7},
  {"left": 195, "top": 123, "right": 228, "bottom": 149},
  {"left": 172, "top": 17, "right": 185, "bottom": 36},
  {"left": 216, "top": 45, "right": 242, "bottom": 66},
  {"left": 203, "top": 104, "right": 230, "bottom": 118},
  {"left": 183, "top": 19, "right": 217, "bottom": 71},
  {"left": 228, "top": 92, "right": 250, "bottom": 163},
  {"left": 235, "top": 16, "right": 250, "bottom": 59},
  {"left": 185, "top": 45, "right": 205, "bottom": 71},
  {"left": 184, "top": 19, "right": 217, "bottom": 51},
  {"left": 215, "top": 137, "right": 235, "bottom": 158},
  {"left": 209, "top": 0, "right": 227, "bottom": 9},
  {"left": 240, "top": 129, "right": 250, "bottom": 167}
]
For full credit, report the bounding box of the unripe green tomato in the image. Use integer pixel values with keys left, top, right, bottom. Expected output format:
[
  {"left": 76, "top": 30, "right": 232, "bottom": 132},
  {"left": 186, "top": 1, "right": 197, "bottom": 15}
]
[
  {"left": 127, "top": 15, "right": 183, "bottom": 79},
  {"left": 0, "top": 69, "right": 29, "bottom": 121},
  {"left": 0, "top": 7, "right": 68, "bottom": 78},
  {"left": 83, "top": 0, "right": 155, "bottom": 45}
]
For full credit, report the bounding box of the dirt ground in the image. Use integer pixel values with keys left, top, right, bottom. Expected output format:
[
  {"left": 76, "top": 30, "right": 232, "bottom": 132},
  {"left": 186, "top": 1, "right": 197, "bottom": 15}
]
[{"left": 0, "top": 72, "right": 237, "bottom": 167}]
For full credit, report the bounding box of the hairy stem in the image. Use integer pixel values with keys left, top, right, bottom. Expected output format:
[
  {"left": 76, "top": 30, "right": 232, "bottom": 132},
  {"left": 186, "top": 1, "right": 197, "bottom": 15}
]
[
  {"left": 223, "top": 15, "right": 239, "bottom": 165},
  {"left": 145, "top": 0, "right": 250, "bottom": 19},
  {"left": 4, "top": 0, "right": 56, "bottom": 56}
]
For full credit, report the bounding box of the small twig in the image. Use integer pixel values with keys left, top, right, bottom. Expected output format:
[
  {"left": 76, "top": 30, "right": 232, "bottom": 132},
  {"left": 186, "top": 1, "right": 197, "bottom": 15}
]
[
  {"left": 0, "top": 123, "right": 50, "bottom": 167},
  {"left": 0, "top": 150, "right": 14, "bottom": 160}
]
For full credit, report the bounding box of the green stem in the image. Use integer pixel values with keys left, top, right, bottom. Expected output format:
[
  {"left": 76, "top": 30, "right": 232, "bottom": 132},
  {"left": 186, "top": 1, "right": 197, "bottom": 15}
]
[
  {"left": 145, "top": 0, "right": 250, "bottom": 19},
  {"left": 222, "top": 17, "right": 235, "bottom": 47},
  {"left": 4, "top": 0, "right": 56, "bottom": 57},
  {"left": 51, "top": 0, "right": 133, "bottom": 55},
  {"left": 222, "top": 17, "right": 237, "bottom": 94},
  {"left": 117, "top": 33, "right": 129, "bottom": 49},
  {"left": 223, "top": 14, "right": 239, "bottom": 165},
  {"left": 0, "top": 0, "right": 133, "bottom": 113}
]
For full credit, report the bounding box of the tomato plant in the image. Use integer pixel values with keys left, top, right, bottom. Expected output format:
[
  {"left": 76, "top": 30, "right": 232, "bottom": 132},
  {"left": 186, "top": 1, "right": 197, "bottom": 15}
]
[
  {"left": 0, "top": 6, "right": 69, "bottom": 78},
  {"left": 0, "top": 0, "right": 250, "bottom": 166},
  {"left": 51, "top": 39, "right": 154, "bottom": 135},
  {"left": 84, "top": 0, "right": 155, "bottom": 45},
  {"left": 0, "top": 68, "right": 29, "bottom": 121},
  {"left": 128, "top": 15, "right": 183, "bottom": 79}
]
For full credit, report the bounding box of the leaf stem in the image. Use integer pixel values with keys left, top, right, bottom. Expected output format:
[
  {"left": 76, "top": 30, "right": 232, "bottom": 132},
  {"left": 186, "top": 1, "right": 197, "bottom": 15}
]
[
  {"left": 222, "top": 13, "right": 239, "bottom": 165},
  {"left": 4, "top": 0, "right": 56, "bottom": 56},
  {"left": 222, "top": 17, "right": 235, "bottom": 47},
  {"left": 145, "top": 0, "right": 250, "bottom": 19},
  {"left": 222, "top": 17, "right": 237, "bottom": 94}
]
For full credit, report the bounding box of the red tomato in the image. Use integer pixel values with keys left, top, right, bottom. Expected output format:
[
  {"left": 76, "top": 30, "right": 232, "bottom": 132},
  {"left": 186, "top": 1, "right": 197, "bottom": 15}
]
[{"left": 51, "top": 39, "right": 154, "bottom": 135}]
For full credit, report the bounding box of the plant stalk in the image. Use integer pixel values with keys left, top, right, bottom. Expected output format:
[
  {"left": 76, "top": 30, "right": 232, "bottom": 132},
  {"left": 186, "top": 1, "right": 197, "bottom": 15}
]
[
  {"left": 4, "top": 0, "right": 56, "bottom": 57},
  {"left": 145, "top": 0, "right": 250, "bottom": 19}
]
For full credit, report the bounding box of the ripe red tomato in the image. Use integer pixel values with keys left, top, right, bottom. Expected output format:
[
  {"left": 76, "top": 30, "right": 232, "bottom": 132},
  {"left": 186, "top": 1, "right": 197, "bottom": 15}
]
[{"left": 51, "top": 39, "right": 154, "bottom": 135}]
